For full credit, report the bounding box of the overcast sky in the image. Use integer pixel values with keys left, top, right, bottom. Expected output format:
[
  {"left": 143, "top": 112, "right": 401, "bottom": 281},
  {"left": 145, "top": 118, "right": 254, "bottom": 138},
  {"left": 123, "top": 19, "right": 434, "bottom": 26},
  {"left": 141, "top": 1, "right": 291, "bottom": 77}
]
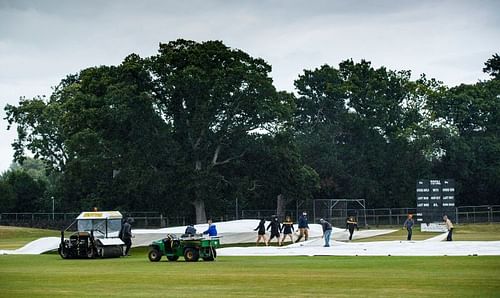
[{"left": 1, "top": 0, "right": 499, "bottom": 173}]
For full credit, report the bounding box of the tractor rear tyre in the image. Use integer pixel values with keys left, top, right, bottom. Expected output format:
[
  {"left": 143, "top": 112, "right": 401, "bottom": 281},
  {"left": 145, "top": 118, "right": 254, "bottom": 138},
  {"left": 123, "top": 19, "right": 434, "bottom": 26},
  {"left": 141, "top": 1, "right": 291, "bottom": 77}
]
[
  {"left": 87, "top": 248, "right": 95, "bottom": 259},
  {"left": 148, "top": 249, "right": 162, "bottom": 262},
  {"left": 58, "top": 246, "right": 69, "bottom": 259},
  {"left": 184, "top": 248, "right": 199, "bottom": 262},
  {"left": 166, "top": 255, "right": 179, "bottom": 262}
]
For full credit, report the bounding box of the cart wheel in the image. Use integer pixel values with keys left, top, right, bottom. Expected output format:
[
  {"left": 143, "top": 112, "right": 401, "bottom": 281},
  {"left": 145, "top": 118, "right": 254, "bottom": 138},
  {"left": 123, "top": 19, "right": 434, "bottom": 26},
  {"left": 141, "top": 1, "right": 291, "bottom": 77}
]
[
  {"left": 166, "top": 255, "right": 179, "bottom": 262},
  {"left": 203, "top": 247, "right": 217, "bottom": 261},
  {"left": 184, "top": 248, "right": 199, "bottom": 262},
  {"left": 148, "top": 249, "right": 162, "bottom": 262}
]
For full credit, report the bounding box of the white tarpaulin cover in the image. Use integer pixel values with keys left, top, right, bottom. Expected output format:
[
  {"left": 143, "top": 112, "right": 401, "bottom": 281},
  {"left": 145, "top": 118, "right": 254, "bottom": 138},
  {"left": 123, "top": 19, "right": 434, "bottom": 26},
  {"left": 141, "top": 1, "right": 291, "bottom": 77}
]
[{"left": 1, "top": 219, "right": 500, "bottom": 256}]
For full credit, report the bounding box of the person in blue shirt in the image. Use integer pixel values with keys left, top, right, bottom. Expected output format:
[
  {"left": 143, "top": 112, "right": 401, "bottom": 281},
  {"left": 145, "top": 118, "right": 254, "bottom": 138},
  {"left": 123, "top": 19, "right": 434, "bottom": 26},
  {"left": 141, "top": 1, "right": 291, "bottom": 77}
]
[
  {"left": 319, "top": 218, "right": 332, "bottom": 247},
  {"left": 203, "top": 218, "right": 218, "bottom": 237},
  {"left": 403, "top": 214, "right": 414, "bottom": 241}
]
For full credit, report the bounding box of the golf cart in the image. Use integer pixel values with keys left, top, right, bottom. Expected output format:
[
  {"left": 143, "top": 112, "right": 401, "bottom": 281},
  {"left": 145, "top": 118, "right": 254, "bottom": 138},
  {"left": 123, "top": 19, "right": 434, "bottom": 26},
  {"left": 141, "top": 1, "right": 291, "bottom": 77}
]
[
  {"left": 148, "top": 234, "right": 220, "bottom": 262},
  {"left": 58, "top": 211, "right": 125, "bottom": 259}
]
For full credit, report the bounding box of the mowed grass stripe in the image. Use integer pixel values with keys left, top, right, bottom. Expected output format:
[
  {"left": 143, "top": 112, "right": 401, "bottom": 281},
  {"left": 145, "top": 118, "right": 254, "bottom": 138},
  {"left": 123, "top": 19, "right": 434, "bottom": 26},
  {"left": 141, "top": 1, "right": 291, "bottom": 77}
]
[{"left": 1, "top": 254, "right": 499, "bottom": 297}]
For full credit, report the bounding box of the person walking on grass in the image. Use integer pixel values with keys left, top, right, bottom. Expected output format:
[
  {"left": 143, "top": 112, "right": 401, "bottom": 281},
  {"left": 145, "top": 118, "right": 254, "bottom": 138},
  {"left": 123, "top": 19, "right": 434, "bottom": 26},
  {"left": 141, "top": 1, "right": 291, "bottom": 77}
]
[
  {"left": 254, "top": 218, "right": 268, "bottom": 246},
  {"left": 403, "top": 214, "right": 414, "bottom": 241},
  {"left": 296, "top": 211, "right": 309, "bottom": 242},
  {"left": 319, "top": 218, "right": 333, "bottom": 247},
  {"left": 119, "top": 217, "right": 133, "bottom": 256},
  {"left": 281, "top": 216, "right": 295, "bottom": 245},
  {"left": 266, "top": 215, "right": 282, "bottom": 246},
  {"left": 443, "top": 215, "right": 454, "bottom": 241}
]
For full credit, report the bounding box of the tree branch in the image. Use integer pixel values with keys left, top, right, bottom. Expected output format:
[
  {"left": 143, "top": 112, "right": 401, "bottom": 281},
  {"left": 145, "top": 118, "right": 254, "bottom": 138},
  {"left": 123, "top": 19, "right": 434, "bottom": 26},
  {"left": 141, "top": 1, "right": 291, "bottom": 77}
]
[{"left": 211, "top": 144, "right": 245, "bottom": 166}]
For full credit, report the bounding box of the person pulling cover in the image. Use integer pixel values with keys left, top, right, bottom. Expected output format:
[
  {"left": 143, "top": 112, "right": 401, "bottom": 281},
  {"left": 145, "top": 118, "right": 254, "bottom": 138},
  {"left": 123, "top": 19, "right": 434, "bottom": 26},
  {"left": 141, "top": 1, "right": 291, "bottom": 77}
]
[
  {"left": 345, "top": 216, "right": 359, "bottom": 241},
  {"left": 319, "top": 218, "right": 333, "bottom": 247}
]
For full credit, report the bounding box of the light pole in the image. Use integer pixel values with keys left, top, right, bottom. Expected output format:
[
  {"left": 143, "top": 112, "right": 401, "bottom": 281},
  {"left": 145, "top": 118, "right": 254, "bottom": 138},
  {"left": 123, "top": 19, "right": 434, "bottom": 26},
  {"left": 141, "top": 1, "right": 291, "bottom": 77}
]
[{"left": 51, "top": 196, "right": 54, "bottom": 221}]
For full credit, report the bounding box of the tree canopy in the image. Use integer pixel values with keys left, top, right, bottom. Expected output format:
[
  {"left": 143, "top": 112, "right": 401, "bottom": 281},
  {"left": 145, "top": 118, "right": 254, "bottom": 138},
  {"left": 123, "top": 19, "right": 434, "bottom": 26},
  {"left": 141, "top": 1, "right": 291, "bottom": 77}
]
[{"left": 3, "top": 43, "right": 499, "bottom": 220}]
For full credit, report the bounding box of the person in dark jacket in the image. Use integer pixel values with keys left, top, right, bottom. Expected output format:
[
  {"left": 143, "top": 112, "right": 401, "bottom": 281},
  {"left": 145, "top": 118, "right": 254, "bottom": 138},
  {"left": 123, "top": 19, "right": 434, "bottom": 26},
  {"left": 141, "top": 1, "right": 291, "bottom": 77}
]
[
  {"left": 254, "top": 218, "right": 268, "bottom": 246},
  {"left": 296, "top": 211, "right": 309, "bottom": 242},
  {"left": 319, "top": 218, "right": 333, "bottom": 247},
  {"left": 403, "top": 214, "right": 414, "bottom": 241},
  {"left": 203, "top": 218, "right": 217, "bottom": 237},
  {"left": 345, "top": 216, "right": 359, "bottom": 241},
  {"left": 266, "top": 215, "right": 282, "bottom": 246},
  {"left": 281, "top": 216, "right": 295, "bottom": 245},
  {"left": 119, "top": 217, "right": 133, "bottom": 256},
  {"left": 184, "top": 224, "right": 197, "bottom": 237}
]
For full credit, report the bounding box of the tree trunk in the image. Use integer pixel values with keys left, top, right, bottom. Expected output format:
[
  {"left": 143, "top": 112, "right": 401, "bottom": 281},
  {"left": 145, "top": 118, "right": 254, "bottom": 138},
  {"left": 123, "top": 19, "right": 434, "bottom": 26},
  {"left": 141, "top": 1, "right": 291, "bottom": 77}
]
[
  {"left": 276, "top": 194, "right": 286, "bottom": 219},
  {"left": 193, "top": 158, "right": 207, "bottom": 224},
  {"left": 193, "top": 198, "right": 207, "bottom": 224}
]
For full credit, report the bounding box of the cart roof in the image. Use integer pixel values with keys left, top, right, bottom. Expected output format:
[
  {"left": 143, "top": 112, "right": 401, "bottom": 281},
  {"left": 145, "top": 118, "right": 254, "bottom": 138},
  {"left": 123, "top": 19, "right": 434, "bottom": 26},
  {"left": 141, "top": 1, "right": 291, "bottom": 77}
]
[{"left": 76, "top": 211, "right": 123, "bottom": 220}]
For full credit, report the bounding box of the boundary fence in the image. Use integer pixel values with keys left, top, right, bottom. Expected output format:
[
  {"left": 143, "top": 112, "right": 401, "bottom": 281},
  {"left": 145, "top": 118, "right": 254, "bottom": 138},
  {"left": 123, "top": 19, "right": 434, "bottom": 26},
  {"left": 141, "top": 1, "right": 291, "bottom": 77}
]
[{"left": 1, "top": 205, "right": 499, "bottom": 229}]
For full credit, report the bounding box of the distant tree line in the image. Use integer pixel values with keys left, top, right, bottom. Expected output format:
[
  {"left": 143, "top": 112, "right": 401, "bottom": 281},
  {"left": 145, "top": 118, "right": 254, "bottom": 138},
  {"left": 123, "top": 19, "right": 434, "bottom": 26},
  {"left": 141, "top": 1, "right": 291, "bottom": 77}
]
[{"left": 2, "top": 40, "right": 499, "bottom": 223}]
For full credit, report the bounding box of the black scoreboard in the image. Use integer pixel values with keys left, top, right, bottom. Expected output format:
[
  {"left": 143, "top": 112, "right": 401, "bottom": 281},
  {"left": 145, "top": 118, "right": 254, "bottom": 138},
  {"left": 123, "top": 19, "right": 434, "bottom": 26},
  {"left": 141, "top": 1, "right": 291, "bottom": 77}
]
[{"left": 416, "top": 179, "right": 455, "bottom": 223}]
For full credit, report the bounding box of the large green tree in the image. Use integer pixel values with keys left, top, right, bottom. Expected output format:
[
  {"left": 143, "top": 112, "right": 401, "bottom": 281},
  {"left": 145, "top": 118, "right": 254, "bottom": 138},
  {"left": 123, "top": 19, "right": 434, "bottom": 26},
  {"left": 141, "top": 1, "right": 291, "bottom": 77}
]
[
  {"left": 5, "top": 54, "right": 174, "bottom": 212},
  {"left": 429, "top": 55, "right": 500, "bottom": 205},
  {"left": 294, "top": 60, "right": 434, "bottom": 207},
  {"left": 148, "top": 39, "right": 294, "bottom": 222}
]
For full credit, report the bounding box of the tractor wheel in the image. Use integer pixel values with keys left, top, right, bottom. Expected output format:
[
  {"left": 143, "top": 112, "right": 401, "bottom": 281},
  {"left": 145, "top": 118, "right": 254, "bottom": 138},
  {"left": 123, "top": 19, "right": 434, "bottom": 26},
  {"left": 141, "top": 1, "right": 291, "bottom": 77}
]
[
  {"left": 58, "top": 246, "right": 69, "bottom": 259},
  {"left": 87, "top": 248, "right": 95, "bottom": 259},
  {"left": 166, "top": 255, "right": 179, "bottom": 262},
  {"left": 148, "top": 249, "right": 162, "bottom": 262},
  {"left": 183, "top": 248, "right": 199, "bottom": 262}
]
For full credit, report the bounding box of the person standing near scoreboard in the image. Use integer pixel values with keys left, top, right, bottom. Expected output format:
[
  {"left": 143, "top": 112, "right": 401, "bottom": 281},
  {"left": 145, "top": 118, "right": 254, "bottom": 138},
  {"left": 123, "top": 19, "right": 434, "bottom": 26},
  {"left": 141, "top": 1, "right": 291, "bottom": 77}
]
[
  {"left": 443, "top": 215, "right": 454, "bottom": 241},
  {"left": 403, "top": 214, "right": 414, "bottom": 241}
]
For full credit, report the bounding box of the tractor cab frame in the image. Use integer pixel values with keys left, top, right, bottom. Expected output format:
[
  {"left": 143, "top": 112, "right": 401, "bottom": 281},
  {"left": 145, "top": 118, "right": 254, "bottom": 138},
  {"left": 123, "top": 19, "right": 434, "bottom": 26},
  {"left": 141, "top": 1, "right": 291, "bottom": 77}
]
[{"left": 58, "top": 211, "right": 126, "bottom": 259}]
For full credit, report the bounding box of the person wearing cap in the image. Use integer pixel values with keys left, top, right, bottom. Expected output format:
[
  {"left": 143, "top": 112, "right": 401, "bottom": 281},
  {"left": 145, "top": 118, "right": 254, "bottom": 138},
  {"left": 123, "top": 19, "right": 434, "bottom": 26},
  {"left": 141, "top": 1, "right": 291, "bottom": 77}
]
[
  {"left": 443, "top": 215, "right": 454, "bottom": 241},
  {"left": 319, "top": 218, "right": 333, "bottom": 247},
  {"left": 266, "top": 215, "right": 282, "bottom": 246},
  {"left": 296, "top": 211, "right": 309, "bottom": 242},
  {"left": 403, "top": 214, "right": 414, "bottom": 241}
]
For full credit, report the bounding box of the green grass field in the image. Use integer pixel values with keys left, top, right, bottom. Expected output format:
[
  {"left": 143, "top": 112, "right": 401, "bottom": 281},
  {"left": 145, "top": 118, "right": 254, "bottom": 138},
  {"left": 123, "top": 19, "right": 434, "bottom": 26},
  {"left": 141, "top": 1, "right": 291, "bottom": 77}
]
[
  {"left": 1, "top": 251, "right": 500, "bottom": 297},
  {"left": 1, "top": 224, "right": 500, "bottom": 297},
  {"left": 0, "top": 226, "right": 59, "bottom": 249}
]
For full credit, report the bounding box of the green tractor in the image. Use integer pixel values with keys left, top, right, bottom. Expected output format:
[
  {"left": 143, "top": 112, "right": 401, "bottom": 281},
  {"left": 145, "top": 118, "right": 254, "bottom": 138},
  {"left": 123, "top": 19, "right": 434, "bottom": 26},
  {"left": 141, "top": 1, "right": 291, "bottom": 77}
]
[{"left": 148, "top": 234, "right": 220, "bottom": 262}]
